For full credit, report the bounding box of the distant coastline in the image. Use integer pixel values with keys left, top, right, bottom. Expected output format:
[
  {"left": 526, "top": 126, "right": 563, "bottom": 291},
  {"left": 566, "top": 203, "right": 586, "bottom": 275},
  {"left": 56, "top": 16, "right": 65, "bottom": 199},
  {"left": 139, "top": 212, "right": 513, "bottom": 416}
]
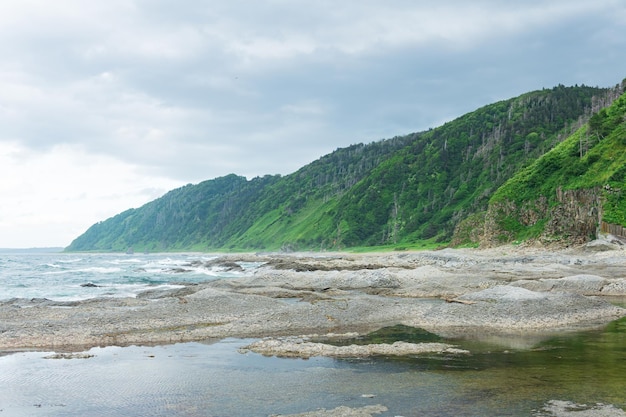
[{"left": 0, "top": 247, "right": 64, "bottom": 254}]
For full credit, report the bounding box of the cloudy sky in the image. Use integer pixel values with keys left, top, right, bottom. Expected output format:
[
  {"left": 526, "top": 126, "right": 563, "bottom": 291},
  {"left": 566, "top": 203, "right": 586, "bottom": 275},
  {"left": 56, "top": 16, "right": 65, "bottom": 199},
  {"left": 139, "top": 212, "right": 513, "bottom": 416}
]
[{"left": 1, "top": 0, "right": 625, "bottom": 248}]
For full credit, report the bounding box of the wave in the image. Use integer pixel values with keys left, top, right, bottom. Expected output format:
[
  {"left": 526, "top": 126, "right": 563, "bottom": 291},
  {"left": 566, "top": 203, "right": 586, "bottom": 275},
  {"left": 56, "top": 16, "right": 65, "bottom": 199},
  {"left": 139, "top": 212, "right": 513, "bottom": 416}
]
[
  {"left": 41, "top": 266, "right": 123, "bottom": 276},
  {"left": 1, "top": 253, "right": 261, "bottom": 303},
  {"left": 107, "top": 258, "right": 143, "bottom": 265},
  {"left": 78, "top": 267, "right": 123, "bottom": 274},
  {"left": 56, "top": 258, "right": 83, "bottom": 264}
]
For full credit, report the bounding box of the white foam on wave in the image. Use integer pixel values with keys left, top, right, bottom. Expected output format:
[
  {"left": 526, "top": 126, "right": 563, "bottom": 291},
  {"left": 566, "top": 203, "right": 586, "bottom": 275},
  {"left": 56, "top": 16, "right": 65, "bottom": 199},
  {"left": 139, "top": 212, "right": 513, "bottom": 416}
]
[
  {"left": 2, "top": 253, "right": 262, "bottom": 303},
  {"left": 141, "top": 268, "right": 167, "bottom": 274},
  {"left": 77, "top": 267, "right": 123, "bottom": 274},
  {"left": 42, "top": 269, "right": 71, "bottom": 275},
  {"left": 187, "top": 267, "right": 221, "bottom": 276},
  {"left": 142, "top": 259, "right": 182, "bottom": 268},
  {"left": 57, "top": 258, "right": 83, "bottom": 264},
  {"left": 107, "top": 258, "right": 143, "bottom": 265}
]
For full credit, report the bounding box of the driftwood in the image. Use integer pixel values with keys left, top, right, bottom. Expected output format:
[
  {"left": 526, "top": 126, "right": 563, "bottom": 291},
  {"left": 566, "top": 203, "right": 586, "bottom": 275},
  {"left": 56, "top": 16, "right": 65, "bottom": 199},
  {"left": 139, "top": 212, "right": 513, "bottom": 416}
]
[{"left": 443, "top": 297, "right": 476, "bottom": 305}]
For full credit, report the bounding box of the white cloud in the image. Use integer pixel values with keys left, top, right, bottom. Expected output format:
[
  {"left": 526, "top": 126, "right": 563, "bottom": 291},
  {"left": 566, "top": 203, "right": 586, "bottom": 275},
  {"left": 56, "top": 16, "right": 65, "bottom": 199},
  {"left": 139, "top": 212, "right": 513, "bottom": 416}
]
[
  {"left": 0, "top": 0, "right": 625, "bottom": 247},
  {"left": 210, "top": 1, "right": 621, "bottom": 61},
  {"left": 0, "top": 142, "right": 182, "bottom": 247}
]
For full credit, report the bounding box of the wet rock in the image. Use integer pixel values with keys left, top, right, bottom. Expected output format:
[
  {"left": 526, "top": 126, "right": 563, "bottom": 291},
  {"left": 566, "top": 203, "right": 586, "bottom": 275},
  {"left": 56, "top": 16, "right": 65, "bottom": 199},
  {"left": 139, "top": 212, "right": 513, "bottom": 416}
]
[
  {"left": 535, "top": 400, "right": 626, "bottom": 416},
  {"left": 240, "top": 336, "right": 469, "bottom": 359},
  {"left": 44, "top": 353, "right": 94, "bottom": 359},
  {"left": 200, "top": 258, "right": 245, "bottom": 272},
  {"left": 218, "top": 262, "right": 244, "bottom": 272},
  {"left": 270, "top": 405, "right": 388, "bottom": 417},
  {"left": 168, "top": 267, "right": 191, "bottom": 273}
]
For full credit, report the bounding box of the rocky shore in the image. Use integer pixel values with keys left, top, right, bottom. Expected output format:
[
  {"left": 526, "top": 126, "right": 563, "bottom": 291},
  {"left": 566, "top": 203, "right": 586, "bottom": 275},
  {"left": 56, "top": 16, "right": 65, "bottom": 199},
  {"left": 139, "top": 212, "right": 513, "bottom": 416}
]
[
  {"left": 268, "top": 401, "right": 626, "bottom": 417},
  {"left": 1, "top": 241, "right": 626, "bottom": 353}
]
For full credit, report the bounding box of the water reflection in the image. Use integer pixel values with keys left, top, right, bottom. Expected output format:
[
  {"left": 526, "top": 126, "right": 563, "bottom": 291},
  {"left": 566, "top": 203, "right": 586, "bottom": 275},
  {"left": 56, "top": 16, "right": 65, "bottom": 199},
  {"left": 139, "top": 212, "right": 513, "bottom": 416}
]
[{"left": 0, "top": 318, "right": 625, "bottom": 416}]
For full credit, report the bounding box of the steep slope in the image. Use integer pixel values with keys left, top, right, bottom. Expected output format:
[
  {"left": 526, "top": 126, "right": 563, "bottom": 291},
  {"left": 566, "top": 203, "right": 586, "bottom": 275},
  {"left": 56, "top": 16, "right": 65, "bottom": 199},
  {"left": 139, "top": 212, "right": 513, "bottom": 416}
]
[
  {"left": 66, "top": 83, "right": 614, "bottom": 252},
  {"left": 223, "top": 135, "right": 419, "bottom": 250},
  {"left": 476, "top": 81, "right": 626, "bottom": 246},
  {"left": 66, "top": 137, "right": 414, "bottom": 251},
  {"left": 66, "top": 174, "right": 279, "bottom": 251},
  {"left": 328, "top": 84, "right": 608, "bottom": 247},
  {"left": 231, "top": 84, "right": 610, "bottom": 250}
]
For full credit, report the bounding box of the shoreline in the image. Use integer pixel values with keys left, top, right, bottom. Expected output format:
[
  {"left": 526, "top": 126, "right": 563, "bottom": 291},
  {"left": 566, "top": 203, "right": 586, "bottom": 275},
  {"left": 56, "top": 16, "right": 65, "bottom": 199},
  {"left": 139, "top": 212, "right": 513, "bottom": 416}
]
[{"left": 2, "top": 244, "right": 626, "bottom": 352}]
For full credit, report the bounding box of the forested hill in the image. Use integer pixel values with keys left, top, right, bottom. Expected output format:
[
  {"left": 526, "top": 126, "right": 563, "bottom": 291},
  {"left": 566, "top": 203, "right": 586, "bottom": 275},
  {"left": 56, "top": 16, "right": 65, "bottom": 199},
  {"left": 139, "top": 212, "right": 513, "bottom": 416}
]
[
  {"left": 477, "top": 82, "right": 626, "bottom": 246},
  {"left": 66, "top": 82, "right": 624, "bottom": 252}
]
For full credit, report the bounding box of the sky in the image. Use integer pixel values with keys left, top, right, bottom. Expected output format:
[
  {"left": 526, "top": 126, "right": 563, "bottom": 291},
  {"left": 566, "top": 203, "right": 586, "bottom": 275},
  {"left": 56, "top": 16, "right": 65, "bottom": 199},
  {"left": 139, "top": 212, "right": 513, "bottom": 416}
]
[{"left": 1, "top": 1, "right": 625, "bottom": 248}]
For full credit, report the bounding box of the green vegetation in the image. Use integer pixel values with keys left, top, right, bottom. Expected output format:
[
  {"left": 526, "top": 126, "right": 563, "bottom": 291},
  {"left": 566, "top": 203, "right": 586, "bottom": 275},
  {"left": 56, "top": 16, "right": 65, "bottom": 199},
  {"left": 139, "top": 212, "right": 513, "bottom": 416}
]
[
  {"left": 65, "top": 81, "right": 626, "bottom": 252},
  {"left": 331, "top": 85, "right": 607, "bottom": 246},
  {"left": 488, "top": 85, "right": 626, "bottom": 243},
  {"left": 322, "top": 325, "right": 443, "bottom": 346}
]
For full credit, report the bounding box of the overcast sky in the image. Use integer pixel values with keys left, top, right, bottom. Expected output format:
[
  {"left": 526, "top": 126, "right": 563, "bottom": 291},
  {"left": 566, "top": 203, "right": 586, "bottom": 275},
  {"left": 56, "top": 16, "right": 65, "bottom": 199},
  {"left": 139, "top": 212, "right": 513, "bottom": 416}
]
[{"left": 1, "top": 1, "right": 625, "bottom": 248}]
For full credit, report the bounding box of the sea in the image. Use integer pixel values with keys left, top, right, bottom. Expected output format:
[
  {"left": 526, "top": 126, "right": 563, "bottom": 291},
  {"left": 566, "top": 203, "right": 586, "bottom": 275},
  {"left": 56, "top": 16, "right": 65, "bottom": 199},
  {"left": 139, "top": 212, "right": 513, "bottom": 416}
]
[
  {"left": 1, "top": 251, "right": 626, "bottom": 417},
  {"left": 0, "top": 251, "right": 261, "bottom": 302}
]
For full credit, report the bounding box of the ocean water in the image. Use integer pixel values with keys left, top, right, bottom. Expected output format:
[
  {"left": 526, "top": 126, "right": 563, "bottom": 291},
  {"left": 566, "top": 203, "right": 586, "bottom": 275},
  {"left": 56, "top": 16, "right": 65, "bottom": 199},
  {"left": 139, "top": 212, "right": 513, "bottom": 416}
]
[
  {"left": 1, "top": 252, "right": 626, "bottom": 416},
  {"left": 0, "top": 252, "right": 259, "bottom": 302}
]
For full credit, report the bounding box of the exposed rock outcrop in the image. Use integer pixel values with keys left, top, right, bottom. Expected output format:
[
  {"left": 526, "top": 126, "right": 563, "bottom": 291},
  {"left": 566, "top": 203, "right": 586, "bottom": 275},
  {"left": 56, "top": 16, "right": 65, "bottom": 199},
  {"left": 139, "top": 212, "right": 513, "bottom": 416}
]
[
  {"left": 270, "top": 405, "right": 388, "bottom": 417},
  {"left": 240, "top": 337, "right": 469, "bottom": 359},
  {"left": 1, "top": 248, "right": 626, "bottom": 350},
  {"left": 481, "top": 187, "right": 603, "bottom": 247},
  {"left": 542, "top": 188, "right": 602, "bottom": 244}
]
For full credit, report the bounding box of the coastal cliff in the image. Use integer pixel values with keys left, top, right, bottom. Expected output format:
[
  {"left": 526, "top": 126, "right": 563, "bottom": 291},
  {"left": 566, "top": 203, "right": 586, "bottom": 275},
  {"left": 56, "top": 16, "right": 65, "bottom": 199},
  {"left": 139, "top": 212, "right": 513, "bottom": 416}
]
[
  {"left": 478, "top": 187, "right": 603, "bottom": 247},
  {"left": 462, "top": 82, "right": 626, "bottom": 248}
]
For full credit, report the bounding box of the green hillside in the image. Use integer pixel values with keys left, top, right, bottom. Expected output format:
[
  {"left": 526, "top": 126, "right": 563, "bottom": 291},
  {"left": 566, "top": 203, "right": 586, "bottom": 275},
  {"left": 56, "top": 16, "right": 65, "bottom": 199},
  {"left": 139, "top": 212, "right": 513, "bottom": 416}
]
[
  {"left": 66, "top": 82, "right": 623, "bottom": 252},
  {"left": 329, "top": 85, "right": 610, "bottom": 247},
  {"left": 67, "top": 137, "right": 414, "bottom": 251},
  {"left": 66, "top": 174, "right": 277, "bottom": 251},
  {"left": 479, "top": 84, "right": 626, "bottom": 245}
]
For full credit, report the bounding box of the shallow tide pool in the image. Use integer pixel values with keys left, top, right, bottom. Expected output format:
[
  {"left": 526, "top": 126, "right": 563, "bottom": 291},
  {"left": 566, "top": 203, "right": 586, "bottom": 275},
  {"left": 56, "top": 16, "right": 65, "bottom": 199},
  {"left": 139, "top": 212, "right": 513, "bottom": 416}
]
[{"left": 1, "top": 317, "right": 625, "bottom": 417}]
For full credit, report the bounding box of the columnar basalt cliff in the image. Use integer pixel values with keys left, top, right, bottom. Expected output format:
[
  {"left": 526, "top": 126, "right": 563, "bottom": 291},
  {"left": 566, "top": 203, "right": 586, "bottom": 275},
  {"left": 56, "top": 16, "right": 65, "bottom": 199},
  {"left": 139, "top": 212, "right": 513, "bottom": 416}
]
[
  {"left": 542, "top": 188, "right": 602, "bottom": 244},
  {"left": 479, "top": 188, "right": 602, "bottom": 247},
  {"left": 475, "top": 81, "right": 626, "bottom": 248}
]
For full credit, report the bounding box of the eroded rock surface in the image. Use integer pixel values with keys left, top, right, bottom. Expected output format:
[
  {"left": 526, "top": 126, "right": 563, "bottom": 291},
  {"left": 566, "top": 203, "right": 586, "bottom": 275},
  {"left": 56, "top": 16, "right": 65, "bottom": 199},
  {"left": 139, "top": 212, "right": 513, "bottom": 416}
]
[
  {"left": 240, "top": 336, "right": 469, "bottom": 358},
  {"left": 270, "top": 405, "right": 388, "bottom": 417},
  {"left": 536, "top": 400, "right": 626, "bottom": 417},
  {"left": 1, "top": 246, "right": 626, "bottom": 350}
]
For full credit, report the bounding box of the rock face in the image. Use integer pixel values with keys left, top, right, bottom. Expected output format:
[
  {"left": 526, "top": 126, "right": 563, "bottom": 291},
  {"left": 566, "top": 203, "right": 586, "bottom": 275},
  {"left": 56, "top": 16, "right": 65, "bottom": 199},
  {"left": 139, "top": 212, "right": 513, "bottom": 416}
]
[
  {"left": 543, "top": 188, "right": 602, "bottom": 244},
  {"left": 481, "top": 187, "right": 603, "bottom": 247}
]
